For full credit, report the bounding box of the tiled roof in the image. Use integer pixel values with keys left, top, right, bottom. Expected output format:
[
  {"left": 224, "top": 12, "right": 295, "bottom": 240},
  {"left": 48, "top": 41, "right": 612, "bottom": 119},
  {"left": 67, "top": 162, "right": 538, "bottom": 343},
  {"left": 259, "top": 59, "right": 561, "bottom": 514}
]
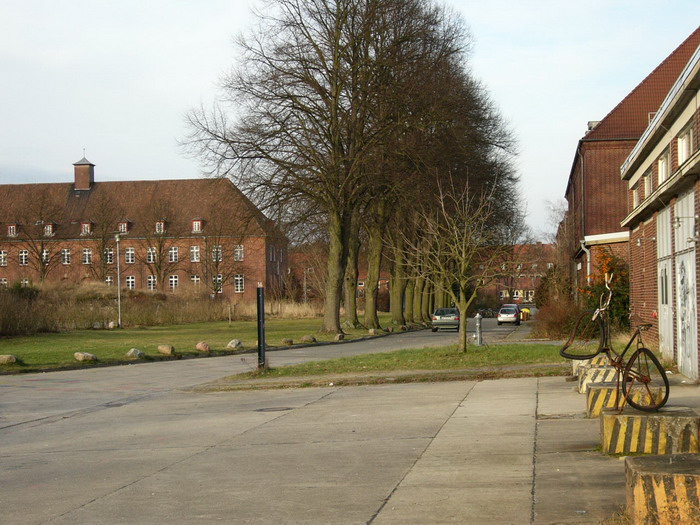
[
  {"left": 0, "top": 178, "right": 275, "bottom": 240},
  {"left": 585, "top": 26, "right": 700, "bottom": 141}
]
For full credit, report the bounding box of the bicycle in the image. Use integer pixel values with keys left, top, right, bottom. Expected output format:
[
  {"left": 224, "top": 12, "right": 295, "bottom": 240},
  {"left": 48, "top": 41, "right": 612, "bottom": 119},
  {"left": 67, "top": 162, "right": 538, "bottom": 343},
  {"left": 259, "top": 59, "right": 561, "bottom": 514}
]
[{"left": 559, "top": 274, "right": 670, "bottom": 412}]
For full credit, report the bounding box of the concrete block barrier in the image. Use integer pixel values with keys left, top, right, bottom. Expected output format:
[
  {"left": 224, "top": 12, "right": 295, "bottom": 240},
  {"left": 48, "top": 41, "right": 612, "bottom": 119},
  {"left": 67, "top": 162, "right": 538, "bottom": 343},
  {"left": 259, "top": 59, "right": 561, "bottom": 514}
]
[
  {"left": 600, "top": 407, "right": 700, "bottom": 455},
  {"left": 578, "top": 365, "right": 617, "bottom": 394},
  {"left": 626, "top": 454, "right": 700, "bottom": 524},
  {"left": 587, "top": 384, "right": 665, "bottom": 418},
  {"left": 572, "top": 354, "right": 608, "bottom": 377}
]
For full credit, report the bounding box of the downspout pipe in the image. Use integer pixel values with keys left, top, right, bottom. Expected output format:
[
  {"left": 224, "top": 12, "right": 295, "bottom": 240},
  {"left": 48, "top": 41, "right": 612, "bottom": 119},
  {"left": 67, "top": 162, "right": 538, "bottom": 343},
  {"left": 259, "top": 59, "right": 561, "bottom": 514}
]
[{"left": 580, "top": 240, "right": 591, "bottom": 286}]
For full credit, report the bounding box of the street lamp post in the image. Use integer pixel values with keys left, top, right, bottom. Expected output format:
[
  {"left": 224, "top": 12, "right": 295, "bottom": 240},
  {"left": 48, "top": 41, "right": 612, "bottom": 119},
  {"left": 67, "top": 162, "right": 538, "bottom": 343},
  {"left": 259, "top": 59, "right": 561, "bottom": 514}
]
[{"left": 115, "top": 233, "right": 122, "bottom": 328}]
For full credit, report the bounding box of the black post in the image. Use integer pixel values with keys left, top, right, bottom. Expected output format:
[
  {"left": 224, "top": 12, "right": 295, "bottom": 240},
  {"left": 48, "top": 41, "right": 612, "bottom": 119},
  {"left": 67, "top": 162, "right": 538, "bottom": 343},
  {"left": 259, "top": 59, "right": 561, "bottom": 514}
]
[{"left": 256, "top": 283, "right": 266, "bottom": 369}]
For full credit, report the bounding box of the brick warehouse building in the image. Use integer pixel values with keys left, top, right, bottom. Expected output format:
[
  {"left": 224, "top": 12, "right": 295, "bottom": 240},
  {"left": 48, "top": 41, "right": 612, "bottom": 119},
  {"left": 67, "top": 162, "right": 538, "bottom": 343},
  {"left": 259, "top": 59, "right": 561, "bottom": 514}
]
[
  {"left": 621, "top": 40, "right": 700, "bottom": 380},
  {"left": 0, "top": 158, "right": 287, "bottom": 300},
  {"left": 561, "top": 27, "right": 700, "bottom": 293}
]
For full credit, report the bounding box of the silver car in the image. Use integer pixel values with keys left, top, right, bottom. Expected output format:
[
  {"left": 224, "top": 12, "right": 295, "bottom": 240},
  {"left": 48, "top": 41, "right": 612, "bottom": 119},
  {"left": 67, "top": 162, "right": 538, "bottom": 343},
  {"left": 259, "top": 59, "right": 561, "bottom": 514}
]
[
  {"left": 431, "top": 308, "right": 459, "bottom": 332},
  {"left": 497, "top": 305, "right": 521, "bottom": 326}
]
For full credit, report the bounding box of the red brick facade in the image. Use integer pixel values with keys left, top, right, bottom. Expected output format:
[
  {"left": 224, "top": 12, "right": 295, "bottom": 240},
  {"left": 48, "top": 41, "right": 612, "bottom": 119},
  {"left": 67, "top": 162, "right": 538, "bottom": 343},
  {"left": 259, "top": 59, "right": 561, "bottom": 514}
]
[{"left": 0, "top": 160, "right": 287, "bottom": 301}]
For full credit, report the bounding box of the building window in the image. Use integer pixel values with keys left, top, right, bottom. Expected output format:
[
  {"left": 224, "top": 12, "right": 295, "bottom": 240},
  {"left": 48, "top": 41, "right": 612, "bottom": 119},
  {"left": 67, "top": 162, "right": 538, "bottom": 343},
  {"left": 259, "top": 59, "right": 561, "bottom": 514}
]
[
  {"left": 547, "top": 263, "right": 554, "bottom": 269},
  {"left": 125, "top": 247, "right": 135, "bottom": 264},
  {"left": 41, "top": 249, "right": 50, "bottom": 263},
  {"left": 0, "top": 250, "right": 6, "bottom": 266},
  {"left": 632, "top": 182, "right": 640, "bottom": 209},
  {"left": 0, "top": 278, "right": 7, "bottom": 287},
  {"left": 169, "top": 246, "right": 179, "bottom": 263},
  {"left": 234, "top": 244, "right": 244, "bottom": 261},
  {"left": 212, "top": 245, "right": 223, "bottom": 262},
  {"left": 499, "top": 290, "right": 508, "bottom": 300},
  {"left": 147, "top": 275, "right": 157, "bottom": 291},
  {"left": 269, "top": 246, "right": 275, "bottom": 262},
  {"left": 155, "top": 221, "right": 166, "bottom": 234},
  {"left": 126, "top": 276, "right": 135, "bottom": 290},
  {"left": 190, "top": 245, "right": 200, "bottom": 263},
  {"left": 527, "top": 290, "right": 535, "bottom": 301},
  {"left": 678, "top": 127, "right": 693, "bottom": 165},
  {"left": 20, "top": 278, "right": 29, "bottom": 288},
  {"left": 147, "top": 247, "right": 156, "bottom": 264},
  {"left": 118, "top": 222, "right": 129, "bottom": 234},
  {"left": 104, "top": 248, "right": 114, "bottom": 264},
  {"left": 7, "top": 224, "right": 17, "bottom": 237},
  {"left": 82, "top": 248, "right": 92, "bottom": 265},
  {"left": 190, "top": 274, "right": 201, "bottom": 286},
  {"left": 80, "top": 222, "right": 92, "bottom": 235},
  {"left": 192, "top": 220, "right": 202, "bottom": 233},
  {"left": 643, "top": 169, "right": 652, "bottom": 198},
  {"left": 61, "top": 248, "right": 71, "bottom": 265},
  {"left": 19, "top": 250, "right": 28, "bottom": 266},
  {"left": 234, "top": 274, "right": 244, "bottom": 293},
  {"left": 43, "top": 224, "right": 54, "bottom": 237},
  {"left": 658, "top": 151, "right": 669, "bottom": 184},
  {"left": 168, "top": 274, "right": 179, "bottom": 290},
  {"left": 105, "top": 276, "right": 113, "bottom": 286},
  {"left": 213, "top": 274, "right": 223, "bottom": 293},
  {"left": 513, "top": 290, "right": 521, "bottom": 300}
]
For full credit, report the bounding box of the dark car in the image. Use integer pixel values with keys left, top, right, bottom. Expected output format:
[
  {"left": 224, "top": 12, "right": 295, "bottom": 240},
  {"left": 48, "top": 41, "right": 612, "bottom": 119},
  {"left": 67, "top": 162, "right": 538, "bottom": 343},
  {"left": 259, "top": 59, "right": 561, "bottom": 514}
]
[{"left": 431, "top": 308, "right": 459, "bottom": 332}]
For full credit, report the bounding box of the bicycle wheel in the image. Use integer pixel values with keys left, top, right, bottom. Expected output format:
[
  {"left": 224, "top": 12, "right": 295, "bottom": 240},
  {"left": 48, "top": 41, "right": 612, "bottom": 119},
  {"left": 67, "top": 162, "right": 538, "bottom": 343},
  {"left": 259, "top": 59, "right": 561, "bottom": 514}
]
[
  {"left": 560, "top": 310, "right": 604, "bottom": 360},
  {"left": 622, "top": 348, "right": 670, "bottom": 411}
]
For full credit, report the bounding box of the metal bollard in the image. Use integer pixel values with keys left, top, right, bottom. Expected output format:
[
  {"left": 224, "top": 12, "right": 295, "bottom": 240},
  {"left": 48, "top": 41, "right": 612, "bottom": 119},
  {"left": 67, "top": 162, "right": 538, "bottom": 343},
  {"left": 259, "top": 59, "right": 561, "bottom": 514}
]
[{"left": 475, "top": 313, "right": 483, "bottom": 346}]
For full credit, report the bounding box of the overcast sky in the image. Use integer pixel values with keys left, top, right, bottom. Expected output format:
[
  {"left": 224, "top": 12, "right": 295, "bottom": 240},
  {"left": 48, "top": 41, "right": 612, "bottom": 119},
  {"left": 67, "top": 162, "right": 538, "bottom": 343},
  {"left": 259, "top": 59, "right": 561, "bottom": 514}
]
[{"left": 1, "top": 1, "right": 699, "bottom": 239}]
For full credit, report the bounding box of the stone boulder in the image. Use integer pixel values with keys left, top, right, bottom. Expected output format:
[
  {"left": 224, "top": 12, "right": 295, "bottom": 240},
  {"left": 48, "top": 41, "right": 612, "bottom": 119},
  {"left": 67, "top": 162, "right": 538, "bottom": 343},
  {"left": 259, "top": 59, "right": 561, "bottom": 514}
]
[
  {"left": 195, "top": 342, "right": 210, "bottom": 352},
  {"left": 227, "top": 339, "right": 243, "bottom": 349},
  {"left": 0, "top": 354, "right": 18, "bottom": 365},
  {"left": 300, "top": 335, "right": 317, "bottom": 344},
  {"left": 368, "top": 328, "right": 382, "bottom": 336},
  {"left": 157, "top": 344, "right": 176, "bottom": 356},
  {"left": 126, "top": 348, "right": 145, "bottom": 359},
  {"left": 281, "top": 338, "right": 294, "bottom": 346},
  {"left": 74, "top": 352, "right": 97, "bottom": 362}
]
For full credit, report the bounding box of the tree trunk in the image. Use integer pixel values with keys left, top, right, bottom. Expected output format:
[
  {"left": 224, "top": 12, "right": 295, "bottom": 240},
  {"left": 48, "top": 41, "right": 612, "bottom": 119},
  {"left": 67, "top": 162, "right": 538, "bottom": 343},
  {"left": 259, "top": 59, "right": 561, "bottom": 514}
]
[
  {"left": 342, "top": 214, "right": 362, "bottom": 329},
  {"left": 404, "top": 278, "right": 415, "bottom": 323},
  {"left": 412, "top": 276, "right": 424, "bottom": 324},
  {"left": 322, "top": 210, "right": 349, "bottom": 333},
  {"left": 364, "top": 212, "right": 384, "bottom": 329},
  {"left": 456, "top": 287, "right": 479, "bottom": 352},
  {"left": 421, "top": 281, "right": 432, "bottom": 322},
  {"left": 389, "top": 235, "right": 407, "bottom": 325}
]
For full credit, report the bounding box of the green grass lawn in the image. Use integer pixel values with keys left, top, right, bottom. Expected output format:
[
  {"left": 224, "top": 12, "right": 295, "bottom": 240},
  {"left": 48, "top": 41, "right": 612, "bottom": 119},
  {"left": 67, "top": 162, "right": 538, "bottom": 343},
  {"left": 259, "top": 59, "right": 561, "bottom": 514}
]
[
  {"left": 0, "top": 315, "right": 396, "bottom": 373},
  {"left": 249, "top": 343, "right": 564, "bottom": 378}
]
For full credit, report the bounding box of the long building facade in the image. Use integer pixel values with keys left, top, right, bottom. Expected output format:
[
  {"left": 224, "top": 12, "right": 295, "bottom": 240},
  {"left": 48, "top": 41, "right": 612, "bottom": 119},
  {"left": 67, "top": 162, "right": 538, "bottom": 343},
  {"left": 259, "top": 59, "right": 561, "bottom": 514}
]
[{"left": 0, "top": 159, "right": 287, "bottom": 300}]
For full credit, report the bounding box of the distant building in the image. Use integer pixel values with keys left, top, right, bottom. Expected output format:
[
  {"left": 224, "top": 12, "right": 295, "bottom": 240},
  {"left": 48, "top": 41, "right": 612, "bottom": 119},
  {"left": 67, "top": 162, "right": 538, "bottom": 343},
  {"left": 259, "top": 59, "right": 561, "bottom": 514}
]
[{"left": 0, "top": 158, "right": 287, "bottom": 300}]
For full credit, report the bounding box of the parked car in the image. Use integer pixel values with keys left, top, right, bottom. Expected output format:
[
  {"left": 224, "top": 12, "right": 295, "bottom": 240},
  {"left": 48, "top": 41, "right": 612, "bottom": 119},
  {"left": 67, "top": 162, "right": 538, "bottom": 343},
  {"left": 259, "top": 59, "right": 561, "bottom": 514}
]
[
  {"left": 497, "top": 304, "right": 521, "bottom": 326},
  {"left": 431, "top": 307, "right": 459, "bottom": 332}
]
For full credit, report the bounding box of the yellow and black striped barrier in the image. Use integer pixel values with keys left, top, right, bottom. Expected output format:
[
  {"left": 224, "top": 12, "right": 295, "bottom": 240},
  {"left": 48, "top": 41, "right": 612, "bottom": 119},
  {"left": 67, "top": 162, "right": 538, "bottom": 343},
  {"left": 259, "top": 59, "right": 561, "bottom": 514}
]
[
  {"left": 626, "top": 453, "right": 700, "bottom": 524},
  {"left": 601, "top": 407, "right": 700, "bottom": 455},
  {"left": 587, "top": 384, "right": 665, "bottom": 418},
  {"left": 572, "top": 354, "right": 608, "bottom": 377},
  {"left": 578, "top": 365, "right": 617, "bottom": 394}
]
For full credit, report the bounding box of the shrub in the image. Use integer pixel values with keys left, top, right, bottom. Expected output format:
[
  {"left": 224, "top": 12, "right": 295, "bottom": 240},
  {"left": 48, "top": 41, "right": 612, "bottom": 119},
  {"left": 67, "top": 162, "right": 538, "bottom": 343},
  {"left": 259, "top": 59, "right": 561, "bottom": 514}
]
[{"left": 531, "top": 297, "right": 582, "bottom": 339}]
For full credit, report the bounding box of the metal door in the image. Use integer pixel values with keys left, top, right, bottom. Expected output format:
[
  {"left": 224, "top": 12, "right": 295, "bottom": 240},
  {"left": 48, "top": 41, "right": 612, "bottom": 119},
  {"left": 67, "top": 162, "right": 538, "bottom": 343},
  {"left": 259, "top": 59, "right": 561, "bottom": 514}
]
[
  {"left": 657, "top": 207, "right": 673, "bottom": 359},
  {"left": 676, "top": 252, "right": 697, "bottom": 379}
]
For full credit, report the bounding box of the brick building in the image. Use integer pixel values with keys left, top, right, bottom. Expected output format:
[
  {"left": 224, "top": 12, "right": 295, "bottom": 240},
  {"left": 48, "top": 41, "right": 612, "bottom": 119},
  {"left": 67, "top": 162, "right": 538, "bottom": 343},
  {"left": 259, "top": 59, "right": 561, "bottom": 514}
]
[
  {"left": 621, "top": 42, "right": 700, "bottom": 380},
  {"left": 0, "top": 158, "right": 287, "bottom": 300},
  {"left": 561, "top": 28, "right": 700, "bottom": 293}
]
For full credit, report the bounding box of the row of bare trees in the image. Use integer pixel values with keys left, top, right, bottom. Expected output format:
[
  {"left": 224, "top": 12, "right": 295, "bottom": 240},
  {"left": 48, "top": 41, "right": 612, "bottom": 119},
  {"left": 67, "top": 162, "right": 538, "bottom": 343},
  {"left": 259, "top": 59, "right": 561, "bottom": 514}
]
[{"left": 186, "top": 0, "right": 524, "bottom": 348}]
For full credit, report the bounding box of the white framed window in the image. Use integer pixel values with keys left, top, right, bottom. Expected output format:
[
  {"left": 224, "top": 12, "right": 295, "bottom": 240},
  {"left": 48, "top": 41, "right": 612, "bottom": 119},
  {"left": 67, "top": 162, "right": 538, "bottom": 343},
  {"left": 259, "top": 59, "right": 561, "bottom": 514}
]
[
  {"left": 234, "top": 274, "right": 244, "bottom": 293},
  {"left": 190, "top": 245, "right": 200, "bottom": 262},
  {"left": 20, "top": 278, "right": 29, "bottom": 287},
  {"left": 80, "top": 222, "right": 92, "bottom": 235},
  {"left": 43, "top": 224, "right": 54, "bottom": 237},
  {"left": 190, "top": 274, "right": 201, "bottom": 286},
  {"left": 19, "top": 250, "right": 28, "bottom": 266},
  {"left": 168, "top": 246, "right": 179, "bottom": 263},
  {"left": 527, "top": 290, "right": 535, "bottom": 301},
  {"left": 192, "top": 220, "right": 202, "bottom": 233},
  {"left": 213, "top": 274, "right": 223, "bottom": 293},
  {"left": 118, "top": 222, "right": 129, "bottom": 234},
  {"left": 105, "top": 276, "right": 114, "bottom": 286},
  {"left": 0, "top": 278, "right": 7, "bottom": 287},
  {"left": 104, "top": 248, "right": 114, "bottom": 264},
  {"left": 155, "top": 221, "right": 165, "bottom": 234},
  {"left": 82, "top": 248, "right": 92, "bottom": 265},
  {"left": 61, "top": 248, "right": 71, "bottom": 265},
  {"left": 234, "top": 244, "right": 244, "bottom": 261},
  {"left": 126, "top": 275, "right": 136, "bottom": 290},
  {"left": 41, "top": 249, "right": 50, "bottom": 263},
  {"left": 499, "top": 290, "right": 508, "bottom": 300},
  {"left": 643, "top": 170, "right": 652, "bottom": 198},
  {"left": 632, "top": 182, "right": 640, "bottom": 209},
  {"left": 212, "top": 245, "right": 223, "bottom": 262},
  {"left": 513, "top": 290, "right": 521, "bottom": 300},
  {"left": 7, "top": 224, "right": 17, "bottom": 237},
  {"left": 147, "top": 275, "right": 157, "bottom": 291},
  {"left": 357, "top": 281, "right": 365, "bottom": 287},
  {"left": 658, "top": 151, "right": 669, "bottom": 184},
  {"left": 678, "top": 127, "right": 693, "bottom": 165},
  {"left": 547, "top": 263, "right": 554, "bottom": 269},
  {"left": 147, "top": 247, "right": 156, "bottom": 264},
  {"left": 168, "top": 274, "right": 179, "bottom": 290},
  {"left": 0, "top": 250, "right": 6, "bottom": 266},
  {"left": 125, "top": 247, "right": 135, "bottom": 264}
]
